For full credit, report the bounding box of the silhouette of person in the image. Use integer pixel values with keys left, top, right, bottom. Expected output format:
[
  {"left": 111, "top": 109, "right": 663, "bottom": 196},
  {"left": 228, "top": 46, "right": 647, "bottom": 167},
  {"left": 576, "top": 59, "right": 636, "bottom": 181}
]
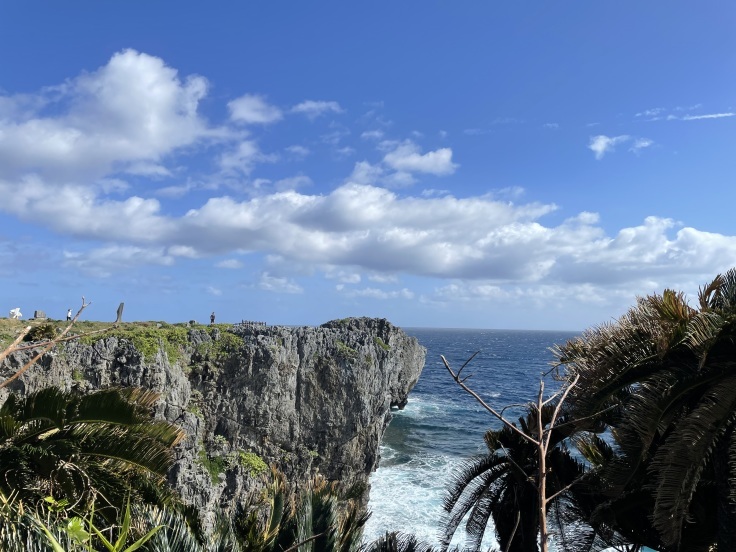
[
  {"left": 210, "top": 312, "right": 216, "bottom": 325},
  {"left": 66, "top": 308, "right": 72, "bottom": 321}
]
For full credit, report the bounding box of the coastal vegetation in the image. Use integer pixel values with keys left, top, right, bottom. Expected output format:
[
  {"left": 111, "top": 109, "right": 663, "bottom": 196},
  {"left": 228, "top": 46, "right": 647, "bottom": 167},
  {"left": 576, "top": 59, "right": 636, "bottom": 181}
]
[
  {"left": 3, "top": 271, "right": 736, "bottom": 551},
  {"left": 0, "top": 318, "right": 243, "bottom": 363},
  {"left": 441, "top": 269, "right": 736, "bottom": 551},
  {"left": 0, "top": 310, "right": 419, "bottom": 551}
]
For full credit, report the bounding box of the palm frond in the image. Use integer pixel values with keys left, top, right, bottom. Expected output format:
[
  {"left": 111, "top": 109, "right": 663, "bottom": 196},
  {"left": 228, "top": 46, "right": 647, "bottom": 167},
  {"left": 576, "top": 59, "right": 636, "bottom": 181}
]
[
  {"left": 649, "top": 373, "right": 736, "bottom": 547},
  {"left": 440, "top": 455, "right": 508, "bottom": 549},
  {"left": 363, "top": 532, "right": 435, "bottom": 552}
]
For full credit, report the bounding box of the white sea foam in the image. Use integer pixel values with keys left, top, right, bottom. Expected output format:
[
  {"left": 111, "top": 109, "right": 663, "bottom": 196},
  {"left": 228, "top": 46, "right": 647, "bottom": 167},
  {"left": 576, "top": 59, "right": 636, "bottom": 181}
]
[
  {"left": 364, "top": 328, "right": 583, "bottom": 550},
  {"left": 364, "top": 449, "right": 498, "bottom": 550},
  {"left": 365, "top": 397, "right": 496, "bottom": 548}
]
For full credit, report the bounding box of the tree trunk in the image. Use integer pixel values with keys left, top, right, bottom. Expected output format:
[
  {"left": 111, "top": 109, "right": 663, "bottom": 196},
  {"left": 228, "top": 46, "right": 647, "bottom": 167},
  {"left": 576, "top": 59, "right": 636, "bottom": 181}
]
[
  {"left": 537, "top": 397, "right": 548, "bottom": 552},
  {"left": 538, "top": 441, "right": 548, "bottom": 552},
  {"left": 715, "top": 427, "right": 736, "bottom": 550}
]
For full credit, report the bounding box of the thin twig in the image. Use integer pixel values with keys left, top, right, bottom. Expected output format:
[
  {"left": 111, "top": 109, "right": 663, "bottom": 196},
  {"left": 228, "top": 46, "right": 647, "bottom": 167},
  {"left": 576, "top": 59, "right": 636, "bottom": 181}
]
[
  {"left": 456, "top": 350, "right": 480, "bottom": 379},
  {"left": 546, "top": 472, "right": 588, "bottom": 503},
  {"left": 281, "top": 532, "right": 327, "bottom": 552},
  {"left": 552, "top": 403, "right": 617, "bottom": 432},
  {"left": 499, "top": 402, "right": 533, "bottom": 419},
  {"left": 0, "top": 299, "right": 124, "bottom": 390},
  {"left": 499, "top": 443, "right": 531, "bottom": 481},
  {"left": 541, "top": 384, "right": 570, "bottom": 407},
  {"left": 0, "top": 326, "right": 32, "bottom": 364},
  {"left": 9, "top": 326, "right": 121, "bottom": 353},
  {"left": 442, "top": 354, "right": 539, "bottom": 446},
  {"left": 543, "top": 374, "right": 580, "bottom": 452}
]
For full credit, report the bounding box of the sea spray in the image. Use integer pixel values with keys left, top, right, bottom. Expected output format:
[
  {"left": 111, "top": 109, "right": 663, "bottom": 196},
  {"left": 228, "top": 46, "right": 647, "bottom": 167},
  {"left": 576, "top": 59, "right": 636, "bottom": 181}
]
[{"left": 364, "top": 328, "right": 578, "bottom": 548}]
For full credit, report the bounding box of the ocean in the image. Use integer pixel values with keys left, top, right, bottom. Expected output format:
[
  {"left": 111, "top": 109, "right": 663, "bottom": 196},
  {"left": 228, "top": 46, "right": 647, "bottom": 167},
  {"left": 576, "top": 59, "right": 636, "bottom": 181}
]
[{"left": 363, "top": 327, "right": 580, "bottom": 548}]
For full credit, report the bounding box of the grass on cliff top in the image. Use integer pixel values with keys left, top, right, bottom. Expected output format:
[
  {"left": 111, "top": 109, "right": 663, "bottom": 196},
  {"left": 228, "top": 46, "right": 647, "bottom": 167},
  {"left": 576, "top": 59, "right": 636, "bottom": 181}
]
[{"left": 0, "top": 318, "right": 239, "bottom": 361}]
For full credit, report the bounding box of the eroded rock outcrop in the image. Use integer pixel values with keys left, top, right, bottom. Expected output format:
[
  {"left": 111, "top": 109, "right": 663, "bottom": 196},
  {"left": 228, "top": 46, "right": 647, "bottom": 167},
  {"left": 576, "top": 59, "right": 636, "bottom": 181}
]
[{"left": 0, "top": 317, "right": 425, "bottom": 528}]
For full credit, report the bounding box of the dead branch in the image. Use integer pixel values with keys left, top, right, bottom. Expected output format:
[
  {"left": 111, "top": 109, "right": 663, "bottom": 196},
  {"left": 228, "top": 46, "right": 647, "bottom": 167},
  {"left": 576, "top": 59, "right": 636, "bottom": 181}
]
[
  {"left": 442, "top": 354, "right": 539, "bottom": 446},
  {"left": 543, "top": 374, "right": 579, "bottom": 452},
  {"left": 0, "top": 299, "right": 124, "bottom": 390},
  {"left": 0, "top": 326, "right": 32, "bottom": 365},
  {"left": 444, "top": 352, "right": 584, "bottom": 552}
]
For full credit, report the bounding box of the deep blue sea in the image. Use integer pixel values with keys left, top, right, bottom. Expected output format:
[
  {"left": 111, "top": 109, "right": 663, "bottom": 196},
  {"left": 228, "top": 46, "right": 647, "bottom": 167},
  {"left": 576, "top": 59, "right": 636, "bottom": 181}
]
[{"left": 363, "top": 328, "right": 579, "bottom": 548}]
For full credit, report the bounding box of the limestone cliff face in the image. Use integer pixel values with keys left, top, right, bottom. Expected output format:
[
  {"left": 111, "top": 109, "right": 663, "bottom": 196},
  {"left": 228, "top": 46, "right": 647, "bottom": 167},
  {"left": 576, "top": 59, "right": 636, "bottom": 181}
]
[{"left": 0, "top": 318, "right": 425, "bottom": 527}]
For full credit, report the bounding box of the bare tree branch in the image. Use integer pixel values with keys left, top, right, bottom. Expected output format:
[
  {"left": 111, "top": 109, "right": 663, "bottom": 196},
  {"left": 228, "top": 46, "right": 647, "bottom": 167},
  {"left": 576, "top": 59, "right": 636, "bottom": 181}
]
[
  {"left": 444, "top": 352, "right": 586, "bottom": 552},
  {"left": 0, "top": 326, "right": 32, "bottom": 364},
  {"left": 442, "top": 354, "right": 540, "bottom": 446},
  {"left": 543, "top": 374, "right": 580, "bottom": 452},
  {"left": 0, "top": 299, "right": 124, "bottom": 390}
]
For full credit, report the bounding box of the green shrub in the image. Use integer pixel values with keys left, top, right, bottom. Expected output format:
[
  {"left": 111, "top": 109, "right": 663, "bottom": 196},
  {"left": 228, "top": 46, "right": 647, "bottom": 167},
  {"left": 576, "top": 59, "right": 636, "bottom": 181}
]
[
  {"left": 198, "top": 448, "right": 228, "bottom": 484},
  {"left": 24, "top": 323, "right": 58, "bottom": 342},
  {"left": 374, "top": 336, "right": 391, "bottom": 351},
  {"left": 187, "top": 403, "right": 202, "bottom": 419},
  {"left": 80, "top": 324, "right": 190, "bottom": 363},
  {"left": 238, "top": 451, "right": 268, "bottom": 477},
  {"left": 212, "top": 330, "right": 245, "bottom": 358},
  {"left": 336, "top": 340, "right": 358, "bottom": 360}
]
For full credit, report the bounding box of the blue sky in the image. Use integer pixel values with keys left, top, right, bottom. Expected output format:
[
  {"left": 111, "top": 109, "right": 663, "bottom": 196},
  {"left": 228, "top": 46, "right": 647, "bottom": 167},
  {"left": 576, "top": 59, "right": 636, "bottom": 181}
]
[{"left": 1, "top": 2, "right": 735, "bottom": 330}]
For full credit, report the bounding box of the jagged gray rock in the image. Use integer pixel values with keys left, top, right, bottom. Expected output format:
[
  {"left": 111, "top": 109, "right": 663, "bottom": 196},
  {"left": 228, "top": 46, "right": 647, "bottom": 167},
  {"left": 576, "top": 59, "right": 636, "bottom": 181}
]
[{"left": 0, "top": 317, "right": 425, "bottom": 529}]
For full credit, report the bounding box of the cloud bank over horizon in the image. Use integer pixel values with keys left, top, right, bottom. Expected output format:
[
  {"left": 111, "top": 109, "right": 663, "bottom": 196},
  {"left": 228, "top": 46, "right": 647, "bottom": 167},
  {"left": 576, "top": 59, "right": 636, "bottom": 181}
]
[{"left": 1, "top": 49, "right": 734, "bottom": 328}]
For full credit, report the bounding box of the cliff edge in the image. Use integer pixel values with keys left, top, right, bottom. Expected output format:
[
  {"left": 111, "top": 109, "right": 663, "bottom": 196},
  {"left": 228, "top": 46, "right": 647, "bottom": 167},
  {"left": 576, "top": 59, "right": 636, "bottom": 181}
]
[{"left": 0, "top": 317, "right": 425, "bottom": 528}]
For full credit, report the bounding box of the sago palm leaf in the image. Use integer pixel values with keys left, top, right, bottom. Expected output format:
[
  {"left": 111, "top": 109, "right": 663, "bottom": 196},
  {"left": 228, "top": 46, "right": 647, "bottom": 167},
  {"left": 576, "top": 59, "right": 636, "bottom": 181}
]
[
  {"left": 0, "top": 387, "right": 183, "bottom": 512},
  {"left": 69, "top": 422, "right": 182, "bottom": 474},
  {"left": 709, "top": 270, "right": 736, "bottom": 313},
  {"left": 140, "top": 509, "right": 205, "bottom": 552},
  {"left": 362, "top": 532, "right": 435, "bottom": 552},
  {"left": 648, "top": 372, "right": 736, "bottom": 547},
  {"left": 335, "top": 503, "right": 370, "bottom": 552}
]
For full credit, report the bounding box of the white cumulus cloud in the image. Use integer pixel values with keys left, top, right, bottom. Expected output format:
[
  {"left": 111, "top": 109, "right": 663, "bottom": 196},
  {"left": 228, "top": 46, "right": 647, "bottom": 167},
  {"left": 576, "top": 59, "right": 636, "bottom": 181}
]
[
  {"left": 589, "top": 135, "right": 654, "bottom": 159},
  {"left": 216, "top": 259, "right": 243, "bottom": 269},
  {"left": 342, "top": 287, "right": 414, "bottom": 300},
  {"left": 228, "top": 94, "right": 283, "bottom": 124},
  {"left": 630, "top": 138, "right": 654, "bottom": 153},
  {"left": 0, "top": 49, "right": 219, "bottom": 181},
  {"left": 2, "top": 50, "right": 735, "bottom": 304},
  {"left": 383, "top": 141, "right": 458, "bottom": 175}
]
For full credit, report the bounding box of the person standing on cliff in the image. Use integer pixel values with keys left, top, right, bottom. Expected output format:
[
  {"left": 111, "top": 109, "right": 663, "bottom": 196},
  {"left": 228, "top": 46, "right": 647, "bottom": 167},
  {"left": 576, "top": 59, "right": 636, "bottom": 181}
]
[
  {"left": 210, "top": 312, "right": 216, "bottom": 325},
  {"left": 66, "top": 308, "right": 72, "bottom": 321}
]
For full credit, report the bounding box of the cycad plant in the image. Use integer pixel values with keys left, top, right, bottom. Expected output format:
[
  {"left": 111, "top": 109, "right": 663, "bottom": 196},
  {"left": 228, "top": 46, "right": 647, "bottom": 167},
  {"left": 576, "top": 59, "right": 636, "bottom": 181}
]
[
  {"left": 143, "top": 471, "right": 370, "bottom": 552},
  {"left": 556, "top": 269, "right": 736, "bottom": 551},
  {"left": 441, "top": 406, "right": 586, "bottom": 552},
  {"left": 362, "top": 532, "right": 435, "bottom": 552},
  {"left": 268, "top": 475, "right": 370, "bottom": 552},
  {"left": 0, "top": 386, "right": 184, "bottom": 516}
]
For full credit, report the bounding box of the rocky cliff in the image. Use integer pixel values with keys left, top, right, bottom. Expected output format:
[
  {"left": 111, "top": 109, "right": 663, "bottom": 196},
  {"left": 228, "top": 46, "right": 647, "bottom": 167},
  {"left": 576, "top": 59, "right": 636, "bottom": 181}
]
[{"left": 0, "top": 317, "right": 425, "bottom": 527}]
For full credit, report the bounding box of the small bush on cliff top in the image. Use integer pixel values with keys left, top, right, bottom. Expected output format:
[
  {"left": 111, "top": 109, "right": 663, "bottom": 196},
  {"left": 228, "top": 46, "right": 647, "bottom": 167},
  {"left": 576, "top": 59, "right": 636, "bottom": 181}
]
[
  {"left": 23, "top": 323, "right": 58, "bottom": 342},
  {"left": 79, "top": 323, "right": 189, "bottom": 363},
  {"left": 213, "top": 330, "right": 244, "bottom": 358}
]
